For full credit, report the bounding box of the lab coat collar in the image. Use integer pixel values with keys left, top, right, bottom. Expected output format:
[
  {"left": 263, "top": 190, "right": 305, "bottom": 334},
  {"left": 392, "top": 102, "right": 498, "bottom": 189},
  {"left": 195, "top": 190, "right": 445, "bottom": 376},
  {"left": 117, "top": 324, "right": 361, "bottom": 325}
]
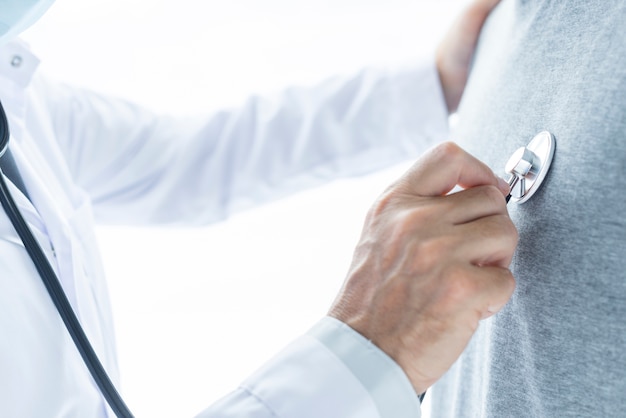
[{"left": 0, "top": 39, "right": 40, "bottom": 89}]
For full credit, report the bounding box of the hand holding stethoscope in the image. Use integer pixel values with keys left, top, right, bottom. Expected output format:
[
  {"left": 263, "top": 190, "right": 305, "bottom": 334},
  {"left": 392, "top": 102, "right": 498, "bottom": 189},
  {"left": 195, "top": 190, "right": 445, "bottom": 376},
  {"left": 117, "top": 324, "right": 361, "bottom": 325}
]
[{"left": 1, "top": 95, "right": 555, "bottom": 417}]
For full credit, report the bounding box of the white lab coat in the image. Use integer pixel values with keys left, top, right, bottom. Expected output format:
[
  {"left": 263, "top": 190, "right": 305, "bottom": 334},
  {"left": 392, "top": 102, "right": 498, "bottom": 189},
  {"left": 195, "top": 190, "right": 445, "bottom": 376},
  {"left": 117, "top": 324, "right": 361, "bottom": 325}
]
[{"left": 0, "top": 39, "right": 448, "bottom": 417}]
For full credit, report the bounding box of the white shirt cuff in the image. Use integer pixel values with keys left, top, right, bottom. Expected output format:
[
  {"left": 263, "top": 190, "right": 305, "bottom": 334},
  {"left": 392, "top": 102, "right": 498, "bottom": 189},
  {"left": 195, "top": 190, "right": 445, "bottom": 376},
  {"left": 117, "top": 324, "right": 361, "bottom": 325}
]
[
  {"left": 308, "top": 316, "right": 422, "bottom": 418},
  {"left": 196, "top": 317, "right": 422, "bottom": 418}
]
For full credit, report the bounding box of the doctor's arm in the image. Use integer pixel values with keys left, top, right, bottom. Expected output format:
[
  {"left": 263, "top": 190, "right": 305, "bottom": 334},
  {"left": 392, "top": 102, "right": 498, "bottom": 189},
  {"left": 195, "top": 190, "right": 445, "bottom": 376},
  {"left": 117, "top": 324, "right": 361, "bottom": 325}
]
[
  {"left": 196, "top": 142, "right": 517, "bottom": 418},
  {"left": 31, "top": 0, "right": 496, "bottom": 227},
  {"left": 33, "top": 60, "right": 448, "bottom": 226}
]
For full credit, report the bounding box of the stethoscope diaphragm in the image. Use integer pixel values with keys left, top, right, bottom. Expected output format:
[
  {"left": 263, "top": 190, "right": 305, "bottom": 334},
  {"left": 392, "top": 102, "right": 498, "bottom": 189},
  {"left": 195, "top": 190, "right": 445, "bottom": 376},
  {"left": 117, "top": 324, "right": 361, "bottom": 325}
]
[{"left": 505, "top": 131, "right": 556, "bottom": 203}]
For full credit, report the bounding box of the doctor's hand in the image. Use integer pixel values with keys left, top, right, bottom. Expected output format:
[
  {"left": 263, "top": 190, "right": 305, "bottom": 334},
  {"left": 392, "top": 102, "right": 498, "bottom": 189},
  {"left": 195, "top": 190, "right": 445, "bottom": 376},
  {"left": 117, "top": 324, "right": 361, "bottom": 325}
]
[
  {"left": 328, "top": 142, "right": 517, "bottom": 395},
  {"left": 436, "top": 0, "right": 501, "bottom": 113}
]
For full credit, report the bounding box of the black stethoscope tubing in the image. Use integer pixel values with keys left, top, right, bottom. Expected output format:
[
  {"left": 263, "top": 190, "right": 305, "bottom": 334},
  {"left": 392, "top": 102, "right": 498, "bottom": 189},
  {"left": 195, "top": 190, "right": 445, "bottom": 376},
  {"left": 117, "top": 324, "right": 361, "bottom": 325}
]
[{"left": 0, "top": 100, "right": 134, "bottom": 418}]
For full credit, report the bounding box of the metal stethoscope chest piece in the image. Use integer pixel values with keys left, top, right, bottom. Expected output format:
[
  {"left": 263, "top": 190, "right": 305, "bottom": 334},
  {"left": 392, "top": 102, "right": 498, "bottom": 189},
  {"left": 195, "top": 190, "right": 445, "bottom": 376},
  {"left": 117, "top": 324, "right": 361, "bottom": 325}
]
[{"left": 505, "top": 131, "right": 556, "bottom": 204}]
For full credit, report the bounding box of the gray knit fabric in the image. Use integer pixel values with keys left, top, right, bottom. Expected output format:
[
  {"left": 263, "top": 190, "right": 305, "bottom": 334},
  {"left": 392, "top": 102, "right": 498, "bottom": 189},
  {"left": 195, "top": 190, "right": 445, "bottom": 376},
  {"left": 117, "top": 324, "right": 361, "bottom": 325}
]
[{"left": 429, "top": 1, "right": 626, "bottom": 417}]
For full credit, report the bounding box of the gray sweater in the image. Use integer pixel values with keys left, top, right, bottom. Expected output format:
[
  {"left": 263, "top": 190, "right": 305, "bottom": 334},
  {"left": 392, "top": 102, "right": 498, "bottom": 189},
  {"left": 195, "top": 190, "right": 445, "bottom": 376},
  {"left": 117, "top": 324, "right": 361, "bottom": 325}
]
[{"left": 430, "top": 1, "right": 626, "bottom": 417}]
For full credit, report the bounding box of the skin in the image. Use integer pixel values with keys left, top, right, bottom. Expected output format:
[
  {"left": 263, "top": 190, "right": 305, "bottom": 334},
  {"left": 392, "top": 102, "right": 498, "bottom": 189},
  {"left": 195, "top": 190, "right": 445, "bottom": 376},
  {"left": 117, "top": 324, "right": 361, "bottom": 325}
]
[
  {"left": 329, "top": 143, "right": 517, "bottom": 395},
  {"left": 437, "top": 0, "right": 502, "bottom": 113},
  {"left": 329, "top": 1, "right": 516, "bottom": 395}
]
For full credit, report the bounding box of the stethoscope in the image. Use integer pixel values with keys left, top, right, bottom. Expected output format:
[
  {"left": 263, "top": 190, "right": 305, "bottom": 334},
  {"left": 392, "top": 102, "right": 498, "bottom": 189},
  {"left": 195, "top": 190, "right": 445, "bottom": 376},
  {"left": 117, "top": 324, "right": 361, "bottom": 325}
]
[
  {"left": 0, "top": 101, "right": 135, "bottom": 418},
  {"left": 0, "top": 95, "right": 555, "bottom": 417},
  {"left": 504, "top": 130, "right": 556, "bottom": 204}
]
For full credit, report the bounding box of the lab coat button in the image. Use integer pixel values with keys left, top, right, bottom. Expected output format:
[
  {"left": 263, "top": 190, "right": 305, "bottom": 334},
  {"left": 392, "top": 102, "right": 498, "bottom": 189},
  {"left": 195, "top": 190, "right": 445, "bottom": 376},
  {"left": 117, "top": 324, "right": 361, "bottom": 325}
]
[{"left": 10, "top": 55, "right": 22, "bottom": 68}]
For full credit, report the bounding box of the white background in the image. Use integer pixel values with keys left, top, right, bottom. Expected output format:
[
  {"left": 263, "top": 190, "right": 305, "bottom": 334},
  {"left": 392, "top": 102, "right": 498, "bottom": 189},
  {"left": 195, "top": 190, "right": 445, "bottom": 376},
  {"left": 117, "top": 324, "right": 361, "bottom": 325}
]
[{"left": 23, "top": 1, "right": 468, "bottom": 416}]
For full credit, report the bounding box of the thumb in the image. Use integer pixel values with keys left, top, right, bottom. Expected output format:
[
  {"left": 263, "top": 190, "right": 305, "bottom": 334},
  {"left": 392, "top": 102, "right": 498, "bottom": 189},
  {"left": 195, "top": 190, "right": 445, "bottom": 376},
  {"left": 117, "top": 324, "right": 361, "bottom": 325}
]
[{"left": 400, "top": 142, "right": 509, "bottom": 197}]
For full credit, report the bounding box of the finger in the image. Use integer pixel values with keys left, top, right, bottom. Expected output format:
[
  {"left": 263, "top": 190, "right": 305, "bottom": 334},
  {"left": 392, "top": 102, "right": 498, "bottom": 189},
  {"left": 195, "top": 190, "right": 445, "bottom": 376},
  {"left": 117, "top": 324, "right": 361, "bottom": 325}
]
[
  {"left": 468, "top": 264, "right": 515, "bottom": 318},
  {"left": 441, "top": 184, "right": 508, "bottom": 225},
  {"left": 400, "top": 142, "right": 508, "bottom": 197},
  {"left": 451, "top": 214, "right": 518, "bottom": 268},
  {"left": 448, "top": 264, "right": 515, "bottom": 318}
]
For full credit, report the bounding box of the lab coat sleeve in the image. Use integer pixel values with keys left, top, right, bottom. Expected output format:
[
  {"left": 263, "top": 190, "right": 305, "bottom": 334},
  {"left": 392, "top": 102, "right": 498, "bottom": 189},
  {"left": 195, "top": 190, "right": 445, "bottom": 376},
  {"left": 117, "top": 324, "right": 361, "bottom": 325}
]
[
  {"left": 29, "top": 57, "right": 449, "bottom": 225},
  {"left": 195, "top": 316, "right": 421, "bottom": 418}
]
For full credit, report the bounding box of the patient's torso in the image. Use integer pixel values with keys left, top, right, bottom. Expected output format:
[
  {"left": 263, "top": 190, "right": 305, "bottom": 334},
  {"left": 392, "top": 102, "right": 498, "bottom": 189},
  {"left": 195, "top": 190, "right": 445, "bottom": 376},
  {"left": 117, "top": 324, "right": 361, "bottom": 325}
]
[{"left": 430, "top": 1, "right": 626, "bottom": 416}]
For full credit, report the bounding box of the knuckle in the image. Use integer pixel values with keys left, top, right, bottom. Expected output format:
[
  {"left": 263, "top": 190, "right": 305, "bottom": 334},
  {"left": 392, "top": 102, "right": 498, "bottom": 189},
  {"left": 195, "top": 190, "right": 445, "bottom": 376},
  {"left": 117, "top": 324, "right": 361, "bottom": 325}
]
[
  {"left": 490, "top": 269, "right": 517, "bottom": 307},
  {"left": 368, "top": 190, "right": 395, "bottom": 218},
  {"left": 432, "top": 141, "right": 463, "bottom": 164},
  {"left": 406, "top": 202, "right": 437, "bottom": 227},
  {"left": 497, "top": 214, "right": 519, "bottom": 245},
  {"left": 485, "top": 214, "right": 517, "bottom": 240},
  {"left": 502, "top": 269, "right": 517, "bottom": 295},
  {"left": 368, "top": 185, "right": 422, "bottom": 221},
  {"left": 441, "top": 264, "right": 477, "bottom": 302},
  {"left": 390, "top": 201, "right": 438, "bottom": 237},
  {"left": 412, "top": 236, "right": 448, "bottom": 272},
  {"left": 480, "top": 185, "right": 507, "bottom": 210}
]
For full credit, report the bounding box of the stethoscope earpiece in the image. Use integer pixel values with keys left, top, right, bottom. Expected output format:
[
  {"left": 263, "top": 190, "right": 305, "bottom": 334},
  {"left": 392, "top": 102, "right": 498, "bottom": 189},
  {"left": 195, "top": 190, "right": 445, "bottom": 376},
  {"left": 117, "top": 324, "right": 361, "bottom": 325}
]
[{"left": 505, "top": 131, "right": 556, "bottom": 204}]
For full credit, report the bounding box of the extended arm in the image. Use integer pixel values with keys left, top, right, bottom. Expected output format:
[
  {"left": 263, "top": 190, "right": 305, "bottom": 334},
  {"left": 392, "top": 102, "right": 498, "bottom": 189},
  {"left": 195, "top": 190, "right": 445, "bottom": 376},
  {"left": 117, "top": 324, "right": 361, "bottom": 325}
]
[{"left": 31, "top": 62, "right": 448, "bottom": 226}]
